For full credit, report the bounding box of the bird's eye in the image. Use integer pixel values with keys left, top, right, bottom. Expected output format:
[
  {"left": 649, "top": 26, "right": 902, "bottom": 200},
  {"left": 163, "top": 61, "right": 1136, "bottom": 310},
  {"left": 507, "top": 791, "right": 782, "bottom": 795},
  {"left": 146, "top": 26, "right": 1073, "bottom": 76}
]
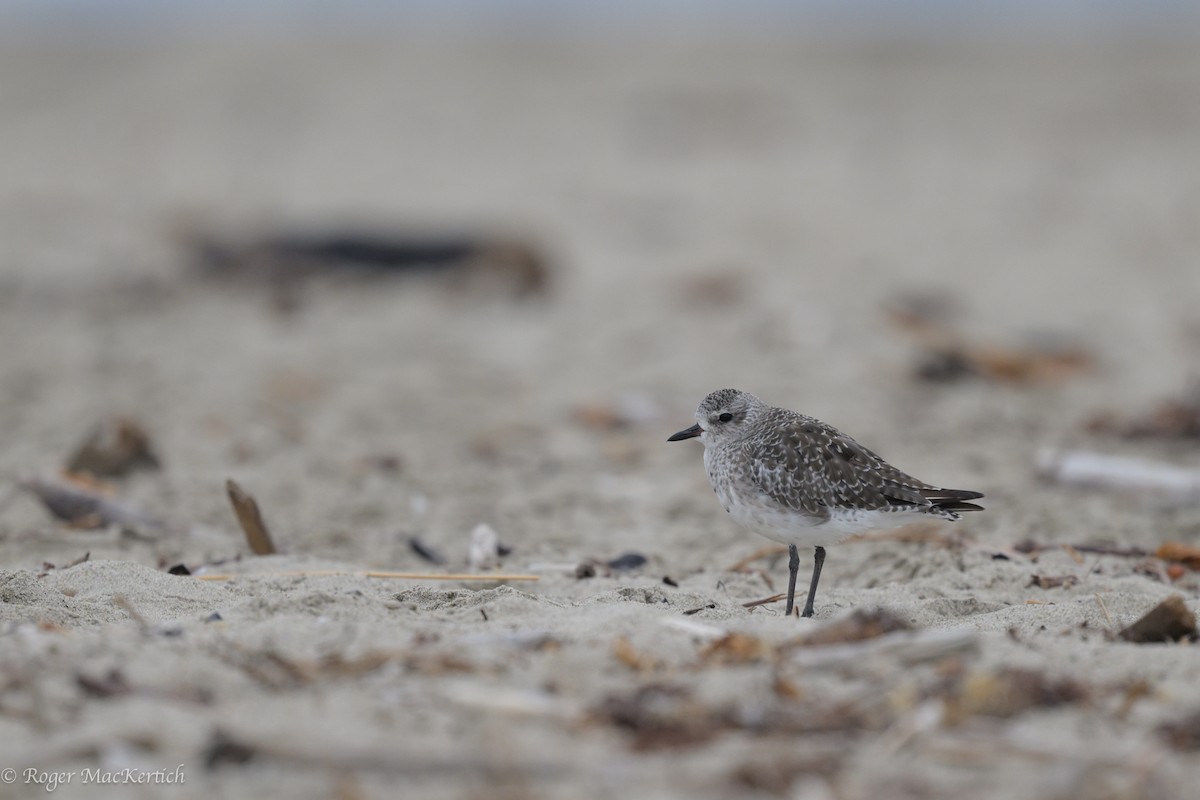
[{"left": 718, "top": 412, "right": 733, "bottom": 422}]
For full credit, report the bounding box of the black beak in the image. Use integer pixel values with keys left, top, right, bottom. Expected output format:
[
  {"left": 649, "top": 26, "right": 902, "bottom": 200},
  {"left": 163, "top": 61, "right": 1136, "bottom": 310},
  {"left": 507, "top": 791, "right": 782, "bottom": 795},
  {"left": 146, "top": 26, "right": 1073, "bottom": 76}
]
[{"left": 667, "top": 423, "right": 703, "bottom": 442}]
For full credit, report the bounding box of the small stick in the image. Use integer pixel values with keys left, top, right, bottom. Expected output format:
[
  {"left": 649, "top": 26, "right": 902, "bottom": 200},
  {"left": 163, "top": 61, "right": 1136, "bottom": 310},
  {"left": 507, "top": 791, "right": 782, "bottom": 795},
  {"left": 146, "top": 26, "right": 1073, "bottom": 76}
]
[
  {"left": 1015, "top": 541, "right": 1149, "bottom": 558},
  {"left": 742, "top": 593, "right": 786, "bottom": 609},
  {"left": 194, "top": 570, "right": 539, "bottom": 582},
  {"left": 1095, "top": 593, "right": 1114, "bottom": 628},
  {"left": 226, "top": 479, "right": 277, "bottom": 555},
  {"left": 1073, "top": 543, "right": 1150, "bottom": 558}
]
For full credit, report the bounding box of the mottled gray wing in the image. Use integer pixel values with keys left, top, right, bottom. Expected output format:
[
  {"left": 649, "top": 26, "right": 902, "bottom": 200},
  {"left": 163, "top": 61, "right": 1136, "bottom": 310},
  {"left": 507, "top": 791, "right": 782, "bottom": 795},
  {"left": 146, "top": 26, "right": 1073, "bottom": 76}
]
[{"left": 743, "top": 415, "right": 934, "bottom": 515}]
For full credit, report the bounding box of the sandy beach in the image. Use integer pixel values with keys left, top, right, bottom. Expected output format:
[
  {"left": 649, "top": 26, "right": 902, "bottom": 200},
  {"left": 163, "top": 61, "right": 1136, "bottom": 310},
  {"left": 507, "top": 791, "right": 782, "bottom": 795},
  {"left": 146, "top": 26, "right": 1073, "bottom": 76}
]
[{"left": 2, "top": 9, "right": 1200, "bottom": 799}]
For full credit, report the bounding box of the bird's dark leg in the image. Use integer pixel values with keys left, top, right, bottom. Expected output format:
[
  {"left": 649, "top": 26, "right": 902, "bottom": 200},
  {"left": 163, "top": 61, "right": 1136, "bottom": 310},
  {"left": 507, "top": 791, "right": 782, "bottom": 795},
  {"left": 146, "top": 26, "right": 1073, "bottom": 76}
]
[
  {"left": 784, "top": 544, "right": 800, "bottom": 617},
  {"left": 800, "top": 546, "right": 826, "bottom": 618}
]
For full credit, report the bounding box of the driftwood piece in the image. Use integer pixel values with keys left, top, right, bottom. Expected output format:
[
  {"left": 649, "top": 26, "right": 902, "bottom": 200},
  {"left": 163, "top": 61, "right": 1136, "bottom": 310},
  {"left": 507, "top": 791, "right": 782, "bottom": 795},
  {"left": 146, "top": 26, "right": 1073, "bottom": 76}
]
[{"left": 225, "top": 479, "right": 277, "bottom": 555}]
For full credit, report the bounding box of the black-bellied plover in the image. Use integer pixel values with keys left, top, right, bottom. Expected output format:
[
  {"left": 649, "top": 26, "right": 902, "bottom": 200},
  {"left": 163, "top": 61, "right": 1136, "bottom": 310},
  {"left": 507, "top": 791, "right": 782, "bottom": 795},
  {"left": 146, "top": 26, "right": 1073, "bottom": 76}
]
[{"left": 668, "top": 389, "right": 983, "bottom": 618}]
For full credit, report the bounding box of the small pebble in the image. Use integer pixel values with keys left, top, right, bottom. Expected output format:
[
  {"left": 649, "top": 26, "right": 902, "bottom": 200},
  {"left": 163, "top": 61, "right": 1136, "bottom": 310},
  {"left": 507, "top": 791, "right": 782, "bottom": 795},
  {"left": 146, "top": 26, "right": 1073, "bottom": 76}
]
[{"left": 607, "top": 552, "right": 648, "bottom": 572}]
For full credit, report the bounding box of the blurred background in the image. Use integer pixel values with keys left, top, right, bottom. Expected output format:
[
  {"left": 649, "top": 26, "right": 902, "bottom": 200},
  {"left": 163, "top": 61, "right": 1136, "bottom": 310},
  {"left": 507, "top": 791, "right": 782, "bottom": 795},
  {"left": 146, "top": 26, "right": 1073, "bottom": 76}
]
[{"left": 1, "top": 0, "right": 1199, "bottom": 570}]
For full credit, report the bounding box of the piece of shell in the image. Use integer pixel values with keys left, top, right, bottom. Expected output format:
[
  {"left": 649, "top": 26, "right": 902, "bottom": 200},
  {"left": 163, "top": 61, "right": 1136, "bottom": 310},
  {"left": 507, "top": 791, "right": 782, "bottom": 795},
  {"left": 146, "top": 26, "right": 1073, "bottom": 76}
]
[{"left": 468, "top": 523, "right": 500, "bottom": 570}]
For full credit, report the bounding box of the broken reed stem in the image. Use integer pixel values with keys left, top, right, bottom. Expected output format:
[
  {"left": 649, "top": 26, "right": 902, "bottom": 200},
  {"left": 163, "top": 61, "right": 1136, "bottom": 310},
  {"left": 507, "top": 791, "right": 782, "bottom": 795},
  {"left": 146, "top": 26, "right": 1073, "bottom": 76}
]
[
  {"left": 226, "top": 479, "right": 277, "bottom": 555},
  {"left": 1095, "top": 593, "right": 1114, "bottom": 629},
  {"left": 194, "top": 570, "right": 539, "bottom": 582},
  {"left": 742, "top": 593, "right": 786, "bottom": 608}
]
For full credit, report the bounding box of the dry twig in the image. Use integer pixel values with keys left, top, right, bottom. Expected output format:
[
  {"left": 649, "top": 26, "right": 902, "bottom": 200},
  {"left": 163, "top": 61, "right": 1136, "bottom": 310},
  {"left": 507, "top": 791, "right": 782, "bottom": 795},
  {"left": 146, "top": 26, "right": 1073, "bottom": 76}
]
[{"left": 226, "top": 479, "right": 277, "bottom": 555}]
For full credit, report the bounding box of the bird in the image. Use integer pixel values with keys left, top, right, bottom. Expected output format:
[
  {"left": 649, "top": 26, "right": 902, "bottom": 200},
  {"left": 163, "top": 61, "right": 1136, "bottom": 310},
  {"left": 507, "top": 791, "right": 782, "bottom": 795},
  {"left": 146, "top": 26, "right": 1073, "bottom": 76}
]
[{"left": 668, "top": 389, "right": 983, "bottom": 618}]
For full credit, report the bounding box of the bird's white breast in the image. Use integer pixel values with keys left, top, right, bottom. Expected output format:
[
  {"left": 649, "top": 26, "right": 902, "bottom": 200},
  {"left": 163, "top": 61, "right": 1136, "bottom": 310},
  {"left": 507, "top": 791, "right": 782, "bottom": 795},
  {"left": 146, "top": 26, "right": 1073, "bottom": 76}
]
[{"left": 703, "top": 445, "right": 919, "bottom": 548}]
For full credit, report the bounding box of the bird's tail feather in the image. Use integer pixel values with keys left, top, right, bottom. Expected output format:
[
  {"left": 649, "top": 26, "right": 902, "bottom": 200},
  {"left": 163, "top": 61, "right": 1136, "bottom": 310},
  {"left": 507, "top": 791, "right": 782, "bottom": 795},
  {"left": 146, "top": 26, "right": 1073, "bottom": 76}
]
[{"left": 921, "top": 488, "right": 984, "bottom": 513}]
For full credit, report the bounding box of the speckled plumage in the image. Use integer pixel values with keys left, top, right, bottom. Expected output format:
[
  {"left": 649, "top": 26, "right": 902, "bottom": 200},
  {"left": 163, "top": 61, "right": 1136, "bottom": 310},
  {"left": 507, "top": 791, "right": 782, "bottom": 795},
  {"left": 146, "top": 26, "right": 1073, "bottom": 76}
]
[{"left": 669, "top": 389, "right": 983, "bottom": 616}]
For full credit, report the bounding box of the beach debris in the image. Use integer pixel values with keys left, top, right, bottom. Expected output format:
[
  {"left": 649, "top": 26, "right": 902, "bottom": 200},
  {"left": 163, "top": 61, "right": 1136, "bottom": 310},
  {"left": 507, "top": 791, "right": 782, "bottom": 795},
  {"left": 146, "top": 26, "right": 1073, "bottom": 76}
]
[
  {"left": 1013, "top": 540, "right": 1149, "bottom": 559},
  {"left": 225, "top": 479, "right": 277, "bottom": 555},
  {"left": 1086, "top": 381, "right": 1200, "bottom": 440},
  {"left": 596, "top": 682, "right": 882, "bottom": 752},
  {"left": 205, "top": 612, "right": 223, "bottom": 623},
  {"left": 574, "top": 551, "right": 649, "bottom": 578},
  {"left": 1113, "top": 679, "right": 1151, "bottom": 720},
  {"left": 167, "top": 563, "right": 192, "bottom": 576},
  {"left": 185, "top": 227, "right": 551, "bottom": 299},
  {"left": 1095, "top": 594, "right": 1115, "bottom": 628},
  {"left": 1133, "top": 559, "right": 1171, "bottom": 583},
  {"left": 76, "top": 668, "right": 132, "bottom": 698},
  {"left": 468, "top": 523, "right": 500, "bottom": 570},
  {"left": 1159, "top": 709, "right": 1200, "bottom": 751},
  {"left": 1027, "top": 574, "right": 1079, "bottom": 590},
  {"left": 65, "top": 416, "right": 160, "bottom": 478},
  {"left": 37, "top": 552, "right": 91, "bottom": 576},
  {"left": 741, "top": 593, "right": 786, "bottom": 610},
  {"left": 76, "top": 667, "right": 210, "bottom": 705},
  {"left": 19, "top": 476, "right": 162, "bottom": 531},
  {"left": 941, "top": 668, "right": 1089, "bottom": 725},
  {"left": 682, "top": 602, "right": 718, "bottom": 615},
  {"left": 597, "top": 684, "right": 717, "bottom": 750},
  {"left": 1156, "top": 542, "right": 1200, "bottom": 571},
  {"left": 607, "top": 552, "right": 648, "bottom": 572},
  {"left": 204, "top": 730, "right": 258, "bottom": 768},
  {"left": 699, "top": 632, "right": 770, "bottom": 665},
  {"left": 612, "top": 636, "right": 662, "bottom": 673},
  {"left": 218, "top": 648, "right": 409, "bottom": 690},
  {"left": 408, "top": 536, "right": 446, "bottom": 565},
  {"left": 662, "top": 575, "right": 679, "bottom": 587},
  {"left": 684, "top": 594, "right": 785, "bottom": 615},
  {"left": 786, "top": 626, "right": 977, "bottom": 669},
  {"left": 787, "top": 607, "right": 914, "bottom": 648},
  {"left": 1037, "top": 449, "right": 1200, "bottom": 498},
  {"left": 1118, "top": 595, "right": 1197, "bottom": 644},
  {"left": 886, "top": 299, "right": 1093, "bottom": 385}
]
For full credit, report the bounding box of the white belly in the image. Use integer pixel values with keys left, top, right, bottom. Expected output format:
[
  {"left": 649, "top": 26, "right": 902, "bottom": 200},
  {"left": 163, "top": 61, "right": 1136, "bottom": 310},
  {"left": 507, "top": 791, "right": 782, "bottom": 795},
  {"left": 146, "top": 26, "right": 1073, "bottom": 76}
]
[{"left": 714, "top": 476, "right": 927, "bottom": 549}]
